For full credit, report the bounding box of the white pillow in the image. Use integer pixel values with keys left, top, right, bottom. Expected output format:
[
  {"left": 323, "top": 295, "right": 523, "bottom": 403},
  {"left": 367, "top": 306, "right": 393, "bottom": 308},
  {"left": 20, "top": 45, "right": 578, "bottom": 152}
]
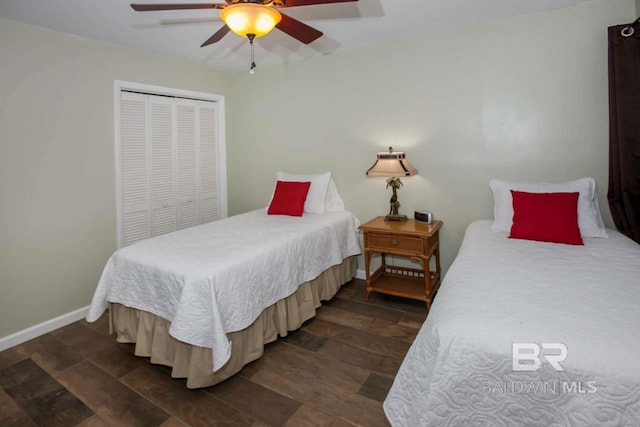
[
  {"left": 274, "top": 171, "right": 331, "bottom": 214},
  {"left": 489, "top": 178, "right": 607, "bottom": 238},
  {"left": 325, "top": 178, "right": 345, "bottom": 212}
]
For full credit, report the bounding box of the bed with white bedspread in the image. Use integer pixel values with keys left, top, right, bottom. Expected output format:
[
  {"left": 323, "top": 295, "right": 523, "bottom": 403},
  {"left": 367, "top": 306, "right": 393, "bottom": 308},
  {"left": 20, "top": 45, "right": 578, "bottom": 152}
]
[
  {"left": 87, "top": 208, "right": 361, "bottom": 386},
  {"left": 384, "top": 220, "right": 640, "bottom": 426}
]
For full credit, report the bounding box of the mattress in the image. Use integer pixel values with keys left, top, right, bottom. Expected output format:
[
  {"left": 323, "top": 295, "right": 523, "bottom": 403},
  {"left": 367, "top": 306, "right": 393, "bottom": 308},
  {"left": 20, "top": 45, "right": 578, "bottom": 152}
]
[
  {"left": 384, "top": 220, "right": 640, "bottom": 426},
  {"left": 87, "top": 209, "right": 361, "bottom": 371}
]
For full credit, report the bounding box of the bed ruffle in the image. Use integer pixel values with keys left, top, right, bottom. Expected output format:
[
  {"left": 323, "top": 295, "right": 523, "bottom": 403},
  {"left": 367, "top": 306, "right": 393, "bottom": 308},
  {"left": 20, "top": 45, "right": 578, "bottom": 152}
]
[{"left": 109, "top": 256, "right": 356, "bottom": 389}]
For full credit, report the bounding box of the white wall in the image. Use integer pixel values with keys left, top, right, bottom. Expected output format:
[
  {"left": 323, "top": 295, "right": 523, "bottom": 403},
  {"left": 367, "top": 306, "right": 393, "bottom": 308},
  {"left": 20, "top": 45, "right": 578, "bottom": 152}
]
[
  {"left": 0, "top": 18, "right": 232, "bottom": 337},
  {"left": 227, "top": 0, "right": 635, "bottom": 275}
]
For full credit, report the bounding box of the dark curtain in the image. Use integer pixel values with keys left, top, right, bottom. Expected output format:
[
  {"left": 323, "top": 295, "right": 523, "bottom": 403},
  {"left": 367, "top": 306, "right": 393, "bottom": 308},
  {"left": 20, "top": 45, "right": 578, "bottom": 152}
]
[{"left": 608, "top": 21, "right": 640, "bottom": 244}]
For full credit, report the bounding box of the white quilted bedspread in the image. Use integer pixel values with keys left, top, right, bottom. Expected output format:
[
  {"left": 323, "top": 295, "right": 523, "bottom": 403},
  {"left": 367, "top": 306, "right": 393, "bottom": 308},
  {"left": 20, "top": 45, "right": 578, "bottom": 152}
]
[
  {"left": 87, "top": 209, "right": 361, "bottom": 370},
  {"left": 384, "top": 220, "right": 640, "bottom": 426}
]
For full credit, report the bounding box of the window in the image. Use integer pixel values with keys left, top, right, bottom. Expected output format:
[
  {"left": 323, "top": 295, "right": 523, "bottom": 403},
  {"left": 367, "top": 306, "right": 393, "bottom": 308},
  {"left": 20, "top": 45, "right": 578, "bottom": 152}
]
[{"left": 115, "top": 82, "right": 227, "bottom": 247}]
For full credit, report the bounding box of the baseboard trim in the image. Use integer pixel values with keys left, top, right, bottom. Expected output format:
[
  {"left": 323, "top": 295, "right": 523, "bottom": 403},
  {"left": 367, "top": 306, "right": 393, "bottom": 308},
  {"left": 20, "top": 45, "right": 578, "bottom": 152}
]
[
  {"left": 0, "top": 306, "right": 89, "bottom": 352},
  {"left": 355, "top": 269, "right": 366, "bottom": 280}
]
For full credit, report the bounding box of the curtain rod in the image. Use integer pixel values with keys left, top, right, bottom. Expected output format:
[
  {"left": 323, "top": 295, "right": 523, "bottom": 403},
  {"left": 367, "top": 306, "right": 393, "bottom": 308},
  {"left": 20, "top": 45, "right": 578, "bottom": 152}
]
[{"left": 621, "top": 16, "right": 640, "bottom": 37}]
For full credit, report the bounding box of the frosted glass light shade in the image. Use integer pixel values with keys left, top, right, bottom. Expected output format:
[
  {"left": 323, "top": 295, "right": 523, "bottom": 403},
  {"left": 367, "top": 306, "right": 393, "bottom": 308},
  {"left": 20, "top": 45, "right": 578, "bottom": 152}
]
[
  {"left": 220, "top": 3, "right": 282, "bottom": 38},
  {"left": 366, "top": 147, "right": 417, "bottom": 177}
]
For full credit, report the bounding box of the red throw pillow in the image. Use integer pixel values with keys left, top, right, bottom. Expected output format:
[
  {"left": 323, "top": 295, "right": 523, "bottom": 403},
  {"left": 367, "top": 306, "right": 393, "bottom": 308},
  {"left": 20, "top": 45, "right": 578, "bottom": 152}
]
[
  {"left": 509, "top": 190, "right": 584, "bottom": 245},
  {"left": 267, "top": 181, "right": 311, "bottom": 217}
]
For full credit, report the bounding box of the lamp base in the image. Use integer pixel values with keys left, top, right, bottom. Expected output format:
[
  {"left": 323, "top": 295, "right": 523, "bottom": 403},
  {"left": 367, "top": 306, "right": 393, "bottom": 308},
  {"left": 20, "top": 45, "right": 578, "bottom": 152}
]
[{"left": 384, "top": 214, "right": 408, "bottom": 222}]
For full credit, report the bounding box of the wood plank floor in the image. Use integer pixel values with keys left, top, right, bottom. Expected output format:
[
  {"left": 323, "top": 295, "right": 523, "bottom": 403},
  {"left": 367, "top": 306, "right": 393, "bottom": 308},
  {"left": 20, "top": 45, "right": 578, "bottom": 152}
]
[{"left": 0, "top": 279, "right": 427, "bottom": 426}]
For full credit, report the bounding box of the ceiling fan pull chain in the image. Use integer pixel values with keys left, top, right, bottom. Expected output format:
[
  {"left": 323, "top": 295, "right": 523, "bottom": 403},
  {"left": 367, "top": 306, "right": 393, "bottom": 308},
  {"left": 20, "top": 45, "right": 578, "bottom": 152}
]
[{"left": 248, "top": 33, "right": 257, "bottom": 74}]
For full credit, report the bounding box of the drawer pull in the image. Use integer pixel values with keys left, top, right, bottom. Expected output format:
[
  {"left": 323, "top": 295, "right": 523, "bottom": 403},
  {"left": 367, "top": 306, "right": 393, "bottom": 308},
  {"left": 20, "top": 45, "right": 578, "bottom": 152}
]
[{"left": 391, "top": 240, "right": 399, "bottom": 246}]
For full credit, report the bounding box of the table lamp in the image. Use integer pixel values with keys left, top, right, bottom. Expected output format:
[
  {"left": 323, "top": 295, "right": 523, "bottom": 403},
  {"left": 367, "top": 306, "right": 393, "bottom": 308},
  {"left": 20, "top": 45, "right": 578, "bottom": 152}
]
[{"left": 366, "top": 146, "right": 417, "bottom": 221}]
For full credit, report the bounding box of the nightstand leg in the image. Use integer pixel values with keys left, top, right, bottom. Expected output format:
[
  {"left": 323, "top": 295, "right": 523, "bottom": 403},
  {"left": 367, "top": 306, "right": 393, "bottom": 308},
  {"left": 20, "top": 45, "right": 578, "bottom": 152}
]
[
  {"left": 364, "top": 249, "right": 372, "bottom": 301},
  {"left": 419, "top": 255, "right": 431, "bottom": 311}
]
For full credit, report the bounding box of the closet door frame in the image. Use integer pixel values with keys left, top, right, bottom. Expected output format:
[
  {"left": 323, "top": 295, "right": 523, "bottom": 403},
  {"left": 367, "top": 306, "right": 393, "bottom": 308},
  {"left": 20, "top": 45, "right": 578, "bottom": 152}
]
[{"left": 114, "top": 80, "right": 227, "bottom": 248}]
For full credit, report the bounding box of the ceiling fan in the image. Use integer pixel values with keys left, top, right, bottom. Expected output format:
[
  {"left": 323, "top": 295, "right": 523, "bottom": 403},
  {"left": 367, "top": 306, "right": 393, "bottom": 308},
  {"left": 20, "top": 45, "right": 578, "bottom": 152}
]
[
  {"left": 131, "top": 0, "right": 358, "bottom": 74},
  {"left": 131, "top": 0, "right": 359, "bottom": 72}
]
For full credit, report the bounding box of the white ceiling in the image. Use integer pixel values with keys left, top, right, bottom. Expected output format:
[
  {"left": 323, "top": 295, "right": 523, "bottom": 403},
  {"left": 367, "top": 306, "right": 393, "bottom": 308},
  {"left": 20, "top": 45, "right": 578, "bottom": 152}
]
[{"left": 0, "top": 0, "right": 593, "bottom": 72}]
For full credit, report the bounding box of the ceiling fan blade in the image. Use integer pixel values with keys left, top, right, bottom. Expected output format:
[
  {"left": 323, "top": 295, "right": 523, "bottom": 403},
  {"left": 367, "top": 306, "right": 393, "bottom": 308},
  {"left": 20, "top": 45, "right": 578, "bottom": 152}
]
[
  {"left": 201, "top": 25, "right": 231, "bottom": 47},
  {"left": 131, "top": 3, "right": 225, "bottom": 11},
  {"left": 277, "top": 0, "right": 358, "bottom": 7},
  {"left": 276, "top": 13, "right": 323, "bottom": 44}
]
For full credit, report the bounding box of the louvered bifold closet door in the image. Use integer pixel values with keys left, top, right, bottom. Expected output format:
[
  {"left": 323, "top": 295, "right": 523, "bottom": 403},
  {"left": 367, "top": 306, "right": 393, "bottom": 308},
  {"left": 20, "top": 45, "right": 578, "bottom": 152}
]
[
  {"left": 119, "top": 91, "right": 221, "bottom": 247},
  {"left": 176, "top": 100, "right": 199, "bottom": 229},
  {"left": 120, "top": 92, "right": 151, "bottom": 246},
  {"left": 198, "top": 101, "right": 219, "bottom": 223},
  {"left": 149, "top": 95, "right": 177, "bottom": 236}
]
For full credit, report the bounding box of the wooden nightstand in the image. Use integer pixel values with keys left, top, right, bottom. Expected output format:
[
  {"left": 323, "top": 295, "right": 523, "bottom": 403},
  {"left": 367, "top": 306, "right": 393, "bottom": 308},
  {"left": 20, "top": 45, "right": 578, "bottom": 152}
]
[{"left": 359, "top": 217, "right": 442, "bottom": 309}]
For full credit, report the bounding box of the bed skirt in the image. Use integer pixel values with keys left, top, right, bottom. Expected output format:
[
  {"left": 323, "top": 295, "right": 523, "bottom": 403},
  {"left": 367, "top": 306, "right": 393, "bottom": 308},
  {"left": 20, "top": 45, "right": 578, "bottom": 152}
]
[{"left": 109, "top": 256, "right": 356, "bottom": 389}]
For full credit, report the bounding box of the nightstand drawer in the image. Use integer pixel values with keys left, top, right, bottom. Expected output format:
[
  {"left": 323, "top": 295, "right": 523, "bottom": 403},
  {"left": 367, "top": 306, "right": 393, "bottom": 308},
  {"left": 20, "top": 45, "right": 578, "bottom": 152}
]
[{"left": 368, "top": 233, "right": 423, "bottom": 253}]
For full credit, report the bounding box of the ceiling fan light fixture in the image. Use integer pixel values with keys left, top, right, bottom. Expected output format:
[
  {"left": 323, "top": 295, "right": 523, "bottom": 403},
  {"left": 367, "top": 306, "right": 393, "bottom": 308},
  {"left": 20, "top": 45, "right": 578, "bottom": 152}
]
[{"left": 220, "top": 3, "right": 282, "bottom": 38}]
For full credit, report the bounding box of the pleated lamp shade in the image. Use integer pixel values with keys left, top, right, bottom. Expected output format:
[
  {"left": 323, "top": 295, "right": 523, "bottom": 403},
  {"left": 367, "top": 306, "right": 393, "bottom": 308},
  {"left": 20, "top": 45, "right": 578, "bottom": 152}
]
[{"left": 366, "top": 147, "right": 417, "bottom": 177}]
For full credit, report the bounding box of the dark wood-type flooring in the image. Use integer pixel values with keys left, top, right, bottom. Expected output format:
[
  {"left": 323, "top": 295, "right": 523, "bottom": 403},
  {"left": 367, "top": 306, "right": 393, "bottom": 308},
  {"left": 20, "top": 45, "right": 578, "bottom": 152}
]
[{"left": 0, "top": 279, "right": 427, "bottom": 426}]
